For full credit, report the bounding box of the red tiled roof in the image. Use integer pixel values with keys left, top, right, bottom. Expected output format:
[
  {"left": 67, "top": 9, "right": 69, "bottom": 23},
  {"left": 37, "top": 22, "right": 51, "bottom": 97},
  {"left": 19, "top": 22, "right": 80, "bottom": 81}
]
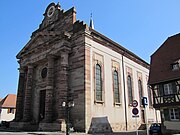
[
  {"left": 0, "top": 94, "right": 17, "bottom": 108},
  {"left": 149, "top": 33, "right": 180, "bottom": 84}
]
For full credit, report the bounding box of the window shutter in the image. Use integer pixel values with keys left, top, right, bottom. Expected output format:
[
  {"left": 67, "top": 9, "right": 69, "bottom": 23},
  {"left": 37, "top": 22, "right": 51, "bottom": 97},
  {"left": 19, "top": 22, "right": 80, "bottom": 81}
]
[{"left": 164, "top": 109, "right": 170, "bottom": 121}]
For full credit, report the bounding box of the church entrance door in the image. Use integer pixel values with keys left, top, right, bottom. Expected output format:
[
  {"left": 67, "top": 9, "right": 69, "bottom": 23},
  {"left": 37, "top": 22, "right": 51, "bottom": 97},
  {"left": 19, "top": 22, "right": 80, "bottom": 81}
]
[{"left": 39, "top": 90, "right": 46, "bottom": 121}]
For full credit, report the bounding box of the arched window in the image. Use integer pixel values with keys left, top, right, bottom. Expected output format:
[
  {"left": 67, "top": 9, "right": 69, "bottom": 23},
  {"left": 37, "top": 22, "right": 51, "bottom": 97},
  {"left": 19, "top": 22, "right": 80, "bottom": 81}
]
[
  {"left": 113, "top": 70, "right": 120, "bottom": 103},
  {"left": 147, "top": 85, "right": 152, "bottom": 106},
  {"left": 138, "top": 79, "right": 143, "bottom": 104},
  {"left": 95, "top": 64, "right": 102, "bottom": 101},
  {"left": 127, "top": 75, "right": 133, "bottom": 104}
]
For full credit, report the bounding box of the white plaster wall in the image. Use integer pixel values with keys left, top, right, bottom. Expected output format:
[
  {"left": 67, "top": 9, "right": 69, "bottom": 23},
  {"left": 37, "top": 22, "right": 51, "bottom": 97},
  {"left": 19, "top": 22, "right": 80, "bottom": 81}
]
[
  {"left": 85, "top": 37, "right": 161, "bottom": 131},
  {"left": 0, "top": 108, "right": 15, "bottom": 122}
]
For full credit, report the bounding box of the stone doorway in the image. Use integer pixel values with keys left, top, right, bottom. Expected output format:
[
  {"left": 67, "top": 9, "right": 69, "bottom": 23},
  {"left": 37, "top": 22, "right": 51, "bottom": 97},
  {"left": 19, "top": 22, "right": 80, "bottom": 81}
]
[{"left": 39, "top": 90, "right": 46, "bottom": 121}]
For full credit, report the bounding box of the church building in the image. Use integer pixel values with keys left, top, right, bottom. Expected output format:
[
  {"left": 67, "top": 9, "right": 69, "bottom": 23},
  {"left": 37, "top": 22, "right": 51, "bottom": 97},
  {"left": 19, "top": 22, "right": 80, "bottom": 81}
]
[{"left": 12, "top": 2, "right": 160, "bottom": 133}]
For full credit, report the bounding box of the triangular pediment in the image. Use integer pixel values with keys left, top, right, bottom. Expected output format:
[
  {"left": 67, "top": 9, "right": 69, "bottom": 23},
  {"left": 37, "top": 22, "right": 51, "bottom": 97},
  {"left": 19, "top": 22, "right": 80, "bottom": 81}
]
[{"left": 16, "top": 30, "right": 71, "bottom": 59}]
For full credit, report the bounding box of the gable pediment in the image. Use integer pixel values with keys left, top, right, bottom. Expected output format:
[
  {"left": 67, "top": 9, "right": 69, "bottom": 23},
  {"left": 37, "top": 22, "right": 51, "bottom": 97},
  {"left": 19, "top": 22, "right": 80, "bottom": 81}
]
[{"left": 16, "top": 30, "right": 71, "bottom": 59}]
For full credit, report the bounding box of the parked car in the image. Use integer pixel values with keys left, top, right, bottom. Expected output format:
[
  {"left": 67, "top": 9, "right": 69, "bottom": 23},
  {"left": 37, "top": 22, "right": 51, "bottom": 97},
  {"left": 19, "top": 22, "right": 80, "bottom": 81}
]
[{"left": 149, "top": 123, "right": 162, "bottom": 135}]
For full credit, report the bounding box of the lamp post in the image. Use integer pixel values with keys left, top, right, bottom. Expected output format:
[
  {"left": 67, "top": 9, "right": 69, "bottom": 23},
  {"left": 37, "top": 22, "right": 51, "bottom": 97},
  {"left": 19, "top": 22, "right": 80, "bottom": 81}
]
[{"left": 62, "top": 101, "right": 74, "bottom": 135}]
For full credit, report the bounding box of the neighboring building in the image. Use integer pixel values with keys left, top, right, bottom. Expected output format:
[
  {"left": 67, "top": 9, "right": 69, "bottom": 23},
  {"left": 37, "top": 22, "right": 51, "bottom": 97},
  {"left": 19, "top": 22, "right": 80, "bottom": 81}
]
[
  {"left": 0, "top": 94, "right": 17, "bottom": 122},
  {"left": 149, "top": 34, "right": 180, "bottom": 134},
  {"left": 12, "top": 2, "right": 160, "bottom": 133}
]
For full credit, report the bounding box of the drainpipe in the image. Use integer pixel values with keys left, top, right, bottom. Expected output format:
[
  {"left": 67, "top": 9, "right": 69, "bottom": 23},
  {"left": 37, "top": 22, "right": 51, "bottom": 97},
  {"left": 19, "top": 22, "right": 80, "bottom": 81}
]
[{"left": 122, "top": 52, "right": 128, "bottom": 131}]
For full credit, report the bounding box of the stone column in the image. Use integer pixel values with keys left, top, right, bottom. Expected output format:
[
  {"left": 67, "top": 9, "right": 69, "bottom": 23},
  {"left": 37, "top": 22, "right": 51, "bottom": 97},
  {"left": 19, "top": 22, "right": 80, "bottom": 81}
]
[
  {"left": 23, "top": 65, "right": 33, "bottom": 122},
  {"left": 44, "top": 55, "right": 54, "bottom": 122},
  {"left": 57, "top": 46, "right": 71, "bottom": 120},
  {"left": 15, "top": 67, "right": 25, "bottom": 121}
]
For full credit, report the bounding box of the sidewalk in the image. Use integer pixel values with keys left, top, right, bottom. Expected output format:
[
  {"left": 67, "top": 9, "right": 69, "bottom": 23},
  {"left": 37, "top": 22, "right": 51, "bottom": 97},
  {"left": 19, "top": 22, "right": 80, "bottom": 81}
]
[{"left": 0, "top": 126, "right": 147, "bottom": 135}]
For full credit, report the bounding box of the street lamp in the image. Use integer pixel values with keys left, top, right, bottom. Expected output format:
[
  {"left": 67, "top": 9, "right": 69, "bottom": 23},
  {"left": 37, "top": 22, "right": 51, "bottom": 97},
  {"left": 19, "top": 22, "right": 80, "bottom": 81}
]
[{"left": 62, "top": 101, "right": 74, "bottom": 135}]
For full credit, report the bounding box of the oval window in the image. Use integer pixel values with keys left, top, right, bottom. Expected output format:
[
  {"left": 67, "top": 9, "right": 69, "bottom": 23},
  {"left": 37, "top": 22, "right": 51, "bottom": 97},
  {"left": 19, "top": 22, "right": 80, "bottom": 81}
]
[{"left": 41, "top": 67, "right": 47, "bottom": 78}]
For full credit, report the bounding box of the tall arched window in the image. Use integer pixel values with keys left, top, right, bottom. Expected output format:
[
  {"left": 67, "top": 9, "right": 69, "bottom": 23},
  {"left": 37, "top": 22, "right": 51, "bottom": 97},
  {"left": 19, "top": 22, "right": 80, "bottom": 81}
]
[
  {"left": 113, "top": 70, "right": 120, "bottom": 103},
  {"left": 95, "top": 64, "right": 102, "bottom": 101},
  {"left": 127, "top": 75, "right": 133, "bottom": 104},
  {"left": 147, "top": 85, "right": 152, "bottom": 106},
  {"left": 138, "top": 79, "right": 143, "bottom": 104}
]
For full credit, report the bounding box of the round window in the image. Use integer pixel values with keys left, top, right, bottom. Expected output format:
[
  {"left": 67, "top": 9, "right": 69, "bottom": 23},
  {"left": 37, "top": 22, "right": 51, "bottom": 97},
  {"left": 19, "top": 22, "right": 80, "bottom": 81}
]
[{"left": 41, "top": 67, "right": 47, "bottom": 78}]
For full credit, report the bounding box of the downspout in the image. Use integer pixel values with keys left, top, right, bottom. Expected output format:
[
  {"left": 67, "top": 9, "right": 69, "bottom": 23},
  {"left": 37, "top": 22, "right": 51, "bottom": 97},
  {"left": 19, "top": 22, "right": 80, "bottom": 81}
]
[{"left": 122, "top": 52, "right": 128, "bottom": 131}]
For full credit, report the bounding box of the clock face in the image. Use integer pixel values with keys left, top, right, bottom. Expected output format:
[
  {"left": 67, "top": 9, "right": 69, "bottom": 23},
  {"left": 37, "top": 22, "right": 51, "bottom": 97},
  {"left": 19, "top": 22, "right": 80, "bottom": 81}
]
[{"left": 47, "top": 6, "right": 55, "bottom": 17}]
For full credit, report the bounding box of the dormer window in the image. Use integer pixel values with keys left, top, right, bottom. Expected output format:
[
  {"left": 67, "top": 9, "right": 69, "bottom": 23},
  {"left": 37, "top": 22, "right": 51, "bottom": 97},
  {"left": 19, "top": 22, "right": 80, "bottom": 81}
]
[{"left": 172, "top": 62, "right": 179, "bottom": 71}]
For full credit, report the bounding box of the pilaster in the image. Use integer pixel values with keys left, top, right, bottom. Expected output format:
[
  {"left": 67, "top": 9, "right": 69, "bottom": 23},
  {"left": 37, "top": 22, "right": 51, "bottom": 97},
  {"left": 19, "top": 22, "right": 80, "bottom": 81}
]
[
  {"left": 57, "top": 45, "right": 71, "bottom": 120},
  {"left": 23, "top": 65, "right": 33, "bottom": 122},
  {"left": 15, "top": 67, "right": 25, "bottom": 121},
  {"left": 44, "top": 55, "right": 55, "bottom": 122}
]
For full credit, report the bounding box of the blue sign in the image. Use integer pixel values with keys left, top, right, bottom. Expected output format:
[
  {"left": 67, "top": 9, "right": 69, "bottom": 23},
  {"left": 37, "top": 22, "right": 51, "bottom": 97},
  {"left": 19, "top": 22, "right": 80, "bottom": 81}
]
[{"left": 142, "top": 97, "right": 148, "bottom": 107}]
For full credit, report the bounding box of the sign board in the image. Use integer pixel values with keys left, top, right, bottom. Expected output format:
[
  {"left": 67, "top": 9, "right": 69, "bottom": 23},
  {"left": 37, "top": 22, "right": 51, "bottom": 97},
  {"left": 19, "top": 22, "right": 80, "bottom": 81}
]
[
  {"left": 132, "top": 108, "right": 139, "bottom": 115},
  {"left": 143, "top": 97, "right": 148, "bottom": 106},
  {"left": 132, "top": 100, "right": 138, "bottom": 107}
]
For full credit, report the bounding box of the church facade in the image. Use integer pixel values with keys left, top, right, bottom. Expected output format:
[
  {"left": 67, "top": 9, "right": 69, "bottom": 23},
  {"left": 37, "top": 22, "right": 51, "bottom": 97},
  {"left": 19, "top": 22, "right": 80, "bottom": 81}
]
[{"left": 12, "top": 2, "right": 160, "bottom": 133}]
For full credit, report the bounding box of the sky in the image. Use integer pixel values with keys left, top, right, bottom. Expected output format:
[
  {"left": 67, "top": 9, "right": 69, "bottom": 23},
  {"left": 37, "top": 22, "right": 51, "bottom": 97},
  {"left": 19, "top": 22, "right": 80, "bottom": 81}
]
[{"left": 0, "top": 1, "right": 180, "bottom": 98}]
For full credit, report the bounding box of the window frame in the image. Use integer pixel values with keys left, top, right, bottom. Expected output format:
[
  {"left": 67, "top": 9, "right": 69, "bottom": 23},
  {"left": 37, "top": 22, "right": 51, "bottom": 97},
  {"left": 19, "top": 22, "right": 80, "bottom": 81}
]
[
  {"left": 172, "top": 62, "right": 179, "bottom": 71},
  {"left": 113, "top": 69, "right": 121, "bottom": 104},
  {"left": 94, "top": 63, "right": 104, "bottom": 103},
  {"left": 127, "top": 75, "right": 133, "bottom": 105},
  {"left": 147, "top": 85, "right": 153, "bottom": 107},
  {"left": 138, "top": 79, "right": 143, "bottom": 105},
  {"left": 169, "top": 108, "right": 180, "bottom": 121},
  {"left": 164, "top": 83, "right": 173, "bottom": 95}
]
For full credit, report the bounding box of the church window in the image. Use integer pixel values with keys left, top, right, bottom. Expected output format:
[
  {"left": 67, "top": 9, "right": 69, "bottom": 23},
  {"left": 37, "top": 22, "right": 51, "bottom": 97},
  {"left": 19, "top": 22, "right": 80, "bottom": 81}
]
[
  {"left": 147, "top": 85, "right": 153, "bottom": 106},
  {"left": 113, "top": 70, "right": 120, "bottom": 103},
  {"left": 138, "top": 79, "right": 143, "bottom": 105},
  {"left": 127, "top": 75, "right": 133, "bottom": 104},
  {"left": 95, "top": 64, "right": 103, "bottom": 101}
]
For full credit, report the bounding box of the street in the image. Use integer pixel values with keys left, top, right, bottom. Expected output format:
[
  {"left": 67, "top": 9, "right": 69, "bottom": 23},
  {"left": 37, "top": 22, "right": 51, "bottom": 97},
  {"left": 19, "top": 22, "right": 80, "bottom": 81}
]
[{"left": 0, "top": 128, "right": 147, "bottom": 135}]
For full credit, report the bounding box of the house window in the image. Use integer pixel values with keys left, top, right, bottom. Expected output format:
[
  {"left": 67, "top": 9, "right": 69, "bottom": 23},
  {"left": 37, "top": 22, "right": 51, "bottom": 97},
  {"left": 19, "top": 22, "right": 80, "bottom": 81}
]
[
  {"left": 172, "top": 63, "right": 179, "bottom": 71},
  {"left": 164, "top": 83, "right": 173, "bottom": 95},
  {"left": 95, "top": 64, "right": 102, "bottom": 101},
  {"left": 113, "top": 70, "right": 120, "bottom": 103},
  {"left": 7, "top": 108, "right": 15, "bottom": 114},
  {"left": 169, "top": 108, "right": 179, "bottom": 120},
  {"left": 138, "top": 79, "right": 143, "bottom": 105},
  {"left": 127, "top": 75, "right": 133, "bottom": 104}
]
